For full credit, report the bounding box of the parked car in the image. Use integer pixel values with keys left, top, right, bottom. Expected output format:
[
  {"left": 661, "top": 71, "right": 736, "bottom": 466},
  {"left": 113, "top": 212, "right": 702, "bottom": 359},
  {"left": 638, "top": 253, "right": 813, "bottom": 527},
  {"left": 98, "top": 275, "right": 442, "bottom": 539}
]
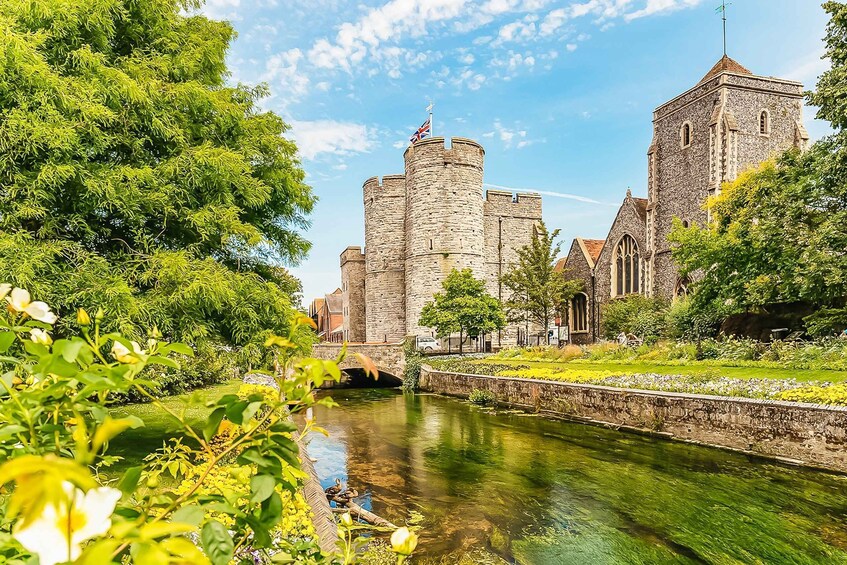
[{"left": 416, "top": 336, "right": 441, "bottom": 352}]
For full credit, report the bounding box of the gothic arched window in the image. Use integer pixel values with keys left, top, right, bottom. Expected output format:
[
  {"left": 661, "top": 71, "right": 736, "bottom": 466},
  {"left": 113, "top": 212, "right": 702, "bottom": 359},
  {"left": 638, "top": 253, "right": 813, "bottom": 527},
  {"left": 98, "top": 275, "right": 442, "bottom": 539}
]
[
  {"left": 759, "top": 110, "right": 770, "bottom": 135},
  {"left": 571, "top": 293, "right": 588, "bottom": 333},
  {"left": 614, "top": 235, "right": 640, "bottom": 296},
  {"left": 681, "top": 123, "right": 692, "bottom": 148}
]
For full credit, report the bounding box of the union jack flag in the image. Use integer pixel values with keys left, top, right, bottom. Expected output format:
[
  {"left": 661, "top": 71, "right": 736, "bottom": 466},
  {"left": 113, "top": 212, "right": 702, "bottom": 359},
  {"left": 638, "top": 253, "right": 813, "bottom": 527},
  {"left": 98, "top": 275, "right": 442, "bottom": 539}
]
[{"left": 409, "top": 116, "right": 431, "bottom": 143}]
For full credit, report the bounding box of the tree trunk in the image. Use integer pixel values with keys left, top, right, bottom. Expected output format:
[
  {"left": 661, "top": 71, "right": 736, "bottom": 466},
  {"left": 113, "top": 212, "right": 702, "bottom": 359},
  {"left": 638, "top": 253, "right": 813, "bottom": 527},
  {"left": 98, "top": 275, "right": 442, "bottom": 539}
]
[{"left": 459, "top": 328, "right": 463, "bottom": 354}]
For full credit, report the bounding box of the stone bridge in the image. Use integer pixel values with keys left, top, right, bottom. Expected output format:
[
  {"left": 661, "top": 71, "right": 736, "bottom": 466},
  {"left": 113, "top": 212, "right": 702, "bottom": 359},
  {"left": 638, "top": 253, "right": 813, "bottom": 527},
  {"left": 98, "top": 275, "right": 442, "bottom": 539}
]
[{"left": 311, "top": 342, "right": 406, "bottom": 387}]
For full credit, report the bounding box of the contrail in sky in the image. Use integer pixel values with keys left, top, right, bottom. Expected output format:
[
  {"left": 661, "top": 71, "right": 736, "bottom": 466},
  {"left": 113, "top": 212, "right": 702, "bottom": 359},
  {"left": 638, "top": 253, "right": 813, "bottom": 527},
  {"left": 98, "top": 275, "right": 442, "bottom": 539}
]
[{"left": 483, "top": 183, "right": 617, "bottom": 206}]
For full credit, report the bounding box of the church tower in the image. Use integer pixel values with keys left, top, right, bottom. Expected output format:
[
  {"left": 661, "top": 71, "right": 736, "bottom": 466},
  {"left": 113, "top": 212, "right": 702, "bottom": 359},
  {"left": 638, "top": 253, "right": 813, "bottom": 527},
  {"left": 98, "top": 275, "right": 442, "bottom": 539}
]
[{"left": 645, "top": 56, "right": 810, "bottom": 299}]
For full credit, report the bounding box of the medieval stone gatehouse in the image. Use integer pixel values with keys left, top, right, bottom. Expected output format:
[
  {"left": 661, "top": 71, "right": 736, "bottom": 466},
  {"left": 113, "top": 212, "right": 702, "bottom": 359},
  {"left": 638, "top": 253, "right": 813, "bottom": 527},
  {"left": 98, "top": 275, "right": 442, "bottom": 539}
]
[
  {"left": 339, "top": 137, "right": 542, "bottom": 348},
  {"left": 563, "top": 56, "right": 810, "bottom": 341}
]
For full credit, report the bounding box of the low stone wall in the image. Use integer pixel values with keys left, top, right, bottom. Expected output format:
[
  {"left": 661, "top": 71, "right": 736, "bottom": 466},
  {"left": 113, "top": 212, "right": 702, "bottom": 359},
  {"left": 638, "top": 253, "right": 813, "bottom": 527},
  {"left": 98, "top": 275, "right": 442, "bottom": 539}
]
[{"left": 419, "top": 366, "right": 847, "bottom": 473}]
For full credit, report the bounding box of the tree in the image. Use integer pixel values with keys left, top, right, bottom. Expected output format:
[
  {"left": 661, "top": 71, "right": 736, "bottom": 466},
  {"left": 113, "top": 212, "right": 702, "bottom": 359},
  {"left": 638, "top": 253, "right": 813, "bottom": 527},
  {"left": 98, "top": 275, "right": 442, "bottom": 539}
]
[
  {"left": 0, "top": 0, "right": 314, "bottom": 351},
  {"left": 669, "top": 1, "right": 847, "bottom": 337},
  {"left": 501, "top": 221, "right": 581, "bottom": 343},
  {"left": 419, "top": 269, "right": 505, "bottom": 353}
]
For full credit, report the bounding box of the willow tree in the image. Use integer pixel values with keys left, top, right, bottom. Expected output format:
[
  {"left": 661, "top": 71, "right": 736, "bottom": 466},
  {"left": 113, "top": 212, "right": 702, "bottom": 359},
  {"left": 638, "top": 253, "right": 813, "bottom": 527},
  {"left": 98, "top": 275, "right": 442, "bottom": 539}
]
[{"left": 0, "top": 0, "right": 314, "bottom": 349}]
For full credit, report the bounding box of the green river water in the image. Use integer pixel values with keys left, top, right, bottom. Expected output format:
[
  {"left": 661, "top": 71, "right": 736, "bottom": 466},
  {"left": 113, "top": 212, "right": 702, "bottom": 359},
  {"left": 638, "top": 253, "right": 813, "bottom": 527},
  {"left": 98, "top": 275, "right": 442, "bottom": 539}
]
[{"left": 308, "top": 388, "right": 847, "bottom": 564}]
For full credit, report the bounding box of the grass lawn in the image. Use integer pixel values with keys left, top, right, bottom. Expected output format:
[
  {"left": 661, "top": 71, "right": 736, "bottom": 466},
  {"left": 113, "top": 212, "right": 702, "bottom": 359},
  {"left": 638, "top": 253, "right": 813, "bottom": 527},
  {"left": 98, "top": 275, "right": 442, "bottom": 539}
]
[
  {"left": 466, "top": 357, "right": 847, "bottom": 383},
  {"left": 107, "top": 380, "right": 241, "bottom": 475}
]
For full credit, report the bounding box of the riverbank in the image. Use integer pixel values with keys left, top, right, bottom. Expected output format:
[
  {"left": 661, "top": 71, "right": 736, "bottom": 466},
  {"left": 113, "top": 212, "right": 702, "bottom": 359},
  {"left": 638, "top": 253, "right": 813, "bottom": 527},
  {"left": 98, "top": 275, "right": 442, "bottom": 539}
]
[{"left": 419, "top": 365, "right": 847, "bottom": 473}]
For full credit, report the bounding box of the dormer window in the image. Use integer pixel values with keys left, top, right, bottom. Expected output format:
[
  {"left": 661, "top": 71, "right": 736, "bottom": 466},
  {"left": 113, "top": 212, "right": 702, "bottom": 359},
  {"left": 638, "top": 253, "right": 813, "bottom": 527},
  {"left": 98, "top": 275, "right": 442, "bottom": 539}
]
[
  {"left": 681, "top": 122, "right": 692, "bottom": 148},
  {"left": 759, "top": 110, "right": 770, "bottom": 135}
]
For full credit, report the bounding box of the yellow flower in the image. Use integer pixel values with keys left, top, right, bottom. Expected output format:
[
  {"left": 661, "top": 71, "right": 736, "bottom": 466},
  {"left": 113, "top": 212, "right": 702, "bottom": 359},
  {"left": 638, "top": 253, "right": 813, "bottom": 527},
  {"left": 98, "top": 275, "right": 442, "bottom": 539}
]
[
  {"left": 110, "top": 340, "right": 145, "bottom": 364},
  {"left": 7, "top": 288, "right": 57, "bottom": 324},
  {"left": 29, "top": 328, "right": 52, "bottom": 346},
  {"left": 76, "top": 308, "right": 91, "bottom": 326},
  {"left": 390, "top": 527, "right": 418, "bottom": 556},
  {"left": 13, "top": 482, "right": 121, "bottom": 565}
]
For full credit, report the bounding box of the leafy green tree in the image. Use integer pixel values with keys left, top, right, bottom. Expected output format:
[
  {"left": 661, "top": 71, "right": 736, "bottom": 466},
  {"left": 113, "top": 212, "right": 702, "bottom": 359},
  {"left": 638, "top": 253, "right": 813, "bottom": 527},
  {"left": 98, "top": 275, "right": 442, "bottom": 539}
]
[
  {"left": 419, "top": 269, "right": 505, "bottom": 353},
  {"left": 670, "top": 1, "right": 847, "bottom": 336},
  {"left": 601, "top": 295, "right": 669, "bottom": 343},
  {"left": 0, "top": 0, "right": 314, "bottom": 352},
  {"left": 501, "top": 221, "right": 581, "bottom": 343}
]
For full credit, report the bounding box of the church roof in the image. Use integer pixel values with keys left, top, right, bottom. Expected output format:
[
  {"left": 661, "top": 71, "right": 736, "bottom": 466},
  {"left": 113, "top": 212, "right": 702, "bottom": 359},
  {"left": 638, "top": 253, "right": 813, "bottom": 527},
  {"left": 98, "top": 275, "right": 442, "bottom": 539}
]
[
  {"left": 580, "top": 239, "right": 605, "bottom": 263},
  {"left": 698, "top": 55, "right": 752, "bottom": 84},
  {"left": 554, "top": 257, "right": 567, "bottom": 272},
  {"left": 632, "top": 197, "right": 648, "bottom": 222}
]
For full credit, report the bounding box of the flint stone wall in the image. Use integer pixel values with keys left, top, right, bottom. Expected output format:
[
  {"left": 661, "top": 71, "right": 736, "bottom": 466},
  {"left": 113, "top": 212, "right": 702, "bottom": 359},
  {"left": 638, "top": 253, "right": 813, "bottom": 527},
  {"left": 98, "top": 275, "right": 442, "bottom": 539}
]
[{"left": 419, "top": 366, "right": 847, "bottom": 473}]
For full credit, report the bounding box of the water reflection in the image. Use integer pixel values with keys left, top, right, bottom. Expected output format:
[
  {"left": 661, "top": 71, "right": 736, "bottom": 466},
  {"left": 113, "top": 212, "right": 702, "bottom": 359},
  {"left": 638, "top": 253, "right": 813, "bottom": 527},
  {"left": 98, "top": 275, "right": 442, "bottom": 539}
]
[{"left": 306, "top": 389, "right": 847, "bottom": 564}]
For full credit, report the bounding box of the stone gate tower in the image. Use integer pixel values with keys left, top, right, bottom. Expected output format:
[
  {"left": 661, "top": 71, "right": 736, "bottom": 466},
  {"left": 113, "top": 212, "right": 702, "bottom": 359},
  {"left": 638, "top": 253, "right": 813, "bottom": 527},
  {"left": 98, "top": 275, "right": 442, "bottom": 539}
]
[
  {"left": 403, "top": 138, "right": 486, "bottom": 337},
  {"left": 340, "top": 136, "right": 542, "bottom": 346}
]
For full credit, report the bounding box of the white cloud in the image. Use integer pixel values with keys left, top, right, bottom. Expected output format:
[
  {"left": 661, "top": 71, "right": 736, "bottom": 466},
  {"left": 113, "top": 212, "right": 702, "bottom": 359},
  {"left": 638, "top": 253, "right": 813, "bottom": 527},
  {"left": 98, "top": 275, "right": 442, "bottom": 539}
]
[
  {"left": 625, "top": 0, "right": 702, "bottom": 22},
  {"left": 307, "top": 0, "right": 467, "bottom": 71},
  {"left": 484, "top": 183, "right": 611, "bottom": 205},
  {"left": 199, "top": 0, "right": 240, "bottom": 20},
  {"left": 262, "top": 48, "right": 310, "bottom": 100},
  {"left": 289, "top": 120, "right": 375, "bottom": 160},
  {"left": 539, "top": 8, "right": 567, "bottom": 35},
  {"left": 459, "top": 53, "right": 476, "bottom": 65},
  {"left": 782, "top": 49, "right": 829, "bottom": 86},
  {"left": 486, "top": 121, "right": 531, "bottom": 147}
]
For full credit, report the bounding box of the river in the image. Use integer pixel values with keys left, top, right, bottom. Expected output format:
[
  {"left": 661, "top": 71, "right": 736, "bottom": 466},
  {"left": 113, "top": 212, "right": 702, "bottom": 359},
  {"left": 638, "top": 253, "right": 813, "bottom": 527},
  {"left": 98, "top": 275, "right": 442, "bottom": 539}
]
[{"left": 307, "top": 388, "right": 847, "bottom": 564}]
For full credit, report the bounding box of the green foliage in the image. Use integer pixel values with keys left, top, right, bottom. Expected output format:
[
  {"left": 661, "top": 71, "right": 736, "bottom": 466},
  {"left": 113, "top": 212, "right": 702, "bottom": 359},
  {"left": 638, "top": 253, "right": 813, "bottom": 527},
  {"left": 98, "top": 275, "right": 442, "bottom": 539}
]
[
  {"left": 419, "top": 269, "right": 506, "bottom": 346},
  {"left": 501, "top": 222, "right": 582, "bottom": 339},
  {"left": 664, "top": 298, "right": 724, "bottom": 342},
  {"left": 401, "top": 339, "right": 422, "bottom": 391},
  {"left": 601, "top": 295, "right": 669, "bottom": 342},
  {"left": 468, "top": 389, "right": 496, "bottom": 406},
  {"left": 0, "top": 285, "right": 415, "bottom": 563},
  {"left": 669, "top": 3, "right": 847, "bottom": 336},
  {"left": 0, "top": 0, "right": 314, "bottom": 351}
]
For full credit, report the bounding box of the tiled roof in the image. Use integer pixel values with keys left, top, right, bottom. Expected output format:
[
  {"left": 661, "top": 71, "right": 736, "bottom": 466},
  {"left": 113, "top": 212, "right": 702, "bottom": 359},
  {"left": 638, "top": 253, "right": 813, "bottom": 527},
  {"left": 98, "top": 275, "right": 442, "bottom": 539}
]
[
  {"left": 554, "top": 257, "right": 567, "bottom": 272},
  {"left": 582, "top": 239, "right": 605, "bottom": 263},
  {"left": 699, "top": 55, "right": 752, "bottom": 84},
  {"left": 324, "top": 293, "right": 343, "bottom": 314},
  {"left": 632, "top": 197, "right": 648, "bottom": 222}
]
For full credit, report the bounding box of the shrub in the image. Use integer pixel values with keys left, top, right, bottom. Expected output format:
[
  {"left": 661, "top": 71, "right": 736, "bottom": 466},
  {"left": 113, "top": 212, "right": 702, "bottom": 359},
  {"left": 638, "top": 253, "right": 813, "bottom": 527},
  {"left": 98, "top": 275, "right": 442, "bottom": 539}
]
[
  {"left": 402, "top": 339, "right": 423, "bottom": 391},
  {"left": 665, "top": 298, "right": 723, "bottom": 341},
  {"left": 776, "top": 383, "right": 847, "bottom": 405},
  {"left": 601, "top": 295, "right": 670, "bottom": 341},
  {"left": 468, "top": 389, "right": 497, "bottom": 405}
]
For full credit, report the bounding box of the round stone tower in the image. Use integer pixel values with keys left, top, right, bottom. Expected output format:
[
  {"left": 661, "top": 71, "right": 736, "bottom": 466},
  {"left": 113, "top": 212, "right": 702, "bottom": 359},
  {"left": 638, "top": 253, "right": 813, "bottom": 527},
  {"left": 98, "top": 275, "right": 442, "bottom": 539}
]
[
  {"left": 403, "top": 137, "right": 486, "bottom": 337},
  {"left": 363, "top": 175, "right": 407, "bottom": 342}
]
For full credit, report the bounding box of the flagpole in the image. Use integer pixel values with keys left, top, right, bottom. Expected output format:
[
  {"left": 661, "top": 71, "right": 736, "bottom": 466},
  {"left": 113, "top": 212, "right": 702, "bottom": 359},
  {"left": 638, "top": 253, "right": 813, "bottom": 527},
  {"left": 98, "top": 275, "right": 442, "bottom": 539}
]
[{"left": 428, "top": 100, "right": 434, "bottom": 138}]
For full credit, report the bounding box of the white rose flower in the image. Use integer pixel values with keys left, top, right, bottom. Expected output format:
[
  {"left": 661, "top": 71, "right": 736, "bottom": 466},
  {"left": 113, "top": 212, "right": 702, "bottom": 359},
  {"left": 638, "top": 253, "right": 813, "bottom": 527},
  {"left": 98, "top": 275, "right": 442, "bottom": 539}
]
[
  {"left": 390, "top": 526, "right": 418, "bottom": 556},
  {"left": 7, "top": 287, "right": 58, "bottom": 324},
  {"left": 14, "top": 482, "right": 121, "bottom": 565},
  {"left": 111, "top": 340, "right": 145, "bottom": 364},
  {"left": 29, "top": 328, "right": 53, "bottom": 346}
]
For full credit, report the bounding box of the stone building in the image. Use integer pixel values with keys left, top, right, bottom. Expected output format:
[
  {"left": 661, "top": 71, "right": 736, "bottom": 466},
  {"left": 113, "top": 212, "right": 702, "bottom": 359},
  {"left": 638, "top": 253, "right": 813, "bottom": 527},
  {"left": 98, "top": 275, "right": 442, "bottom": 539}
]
[
  {"left": 563, "top": 56, "right": 810, "bottom": 341},
  {"left": 340, "top": 137, "right": 542, "bottom": 347}
]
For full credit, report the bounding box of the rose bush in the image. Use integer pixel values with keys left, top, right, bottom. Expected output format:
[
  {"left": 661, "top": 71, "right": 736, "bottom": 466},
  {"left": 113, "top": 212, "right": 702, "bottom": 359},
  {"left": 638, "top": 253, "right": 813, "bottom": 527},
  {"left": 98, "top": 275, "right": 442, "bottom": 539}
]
[{"left": 0, "top": 286, "right": 416, "bottom": 564}]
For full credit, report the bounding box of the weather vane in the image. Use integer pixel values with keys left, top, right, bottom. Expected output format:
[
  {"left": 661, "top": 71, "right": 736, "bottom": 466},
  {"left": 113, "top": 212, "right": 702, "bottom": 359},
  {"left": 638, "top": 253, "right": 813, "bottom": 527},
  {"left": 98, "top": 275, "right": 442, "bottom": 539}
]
[{"left": 716, "top": 1, "right": 731, "bottom": 56}]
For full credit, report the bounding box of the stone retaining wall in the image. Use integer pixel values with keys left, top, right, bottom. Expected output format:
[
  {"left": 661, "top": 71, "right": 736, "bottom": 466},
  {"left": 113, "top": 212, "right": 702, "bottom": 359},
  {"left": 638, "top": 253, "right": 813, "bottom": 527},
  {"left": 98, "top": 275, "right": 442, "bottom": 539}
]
[{"left": 419, "top": 366, "right": 847, "bottom": 473}]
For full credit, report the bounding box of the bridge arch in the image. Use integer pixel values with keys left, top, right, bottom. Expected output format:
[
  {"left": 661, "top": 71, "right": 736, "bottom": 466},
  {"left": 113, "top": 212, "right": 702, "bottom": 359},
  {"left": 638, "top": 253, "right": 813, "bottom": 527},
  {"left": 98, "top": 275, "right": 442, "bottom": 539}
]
[{"left": 311, "top": 342, "right": 406, "bottom": 388}]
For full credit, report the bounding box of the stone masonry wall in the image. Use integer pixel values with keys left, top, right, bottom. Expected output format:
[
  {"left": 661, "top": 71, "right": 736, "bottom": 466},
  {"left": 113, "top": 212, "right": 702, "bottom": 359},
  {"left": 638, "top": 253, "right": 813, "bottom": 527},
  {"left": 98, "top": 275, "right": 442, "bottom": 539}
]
[
  {"left": 340, "top": 247, "right": 366, "bottom": 342},
  {"left": 594, "top": 195, "right": 647, "bottom": 331},
  {"left": 404, "top": 138, "right": 486, "bottom": 337},
  {"left": 649, "top": 73, "right": 804, "bottom": 300},
  {"left": 483, "top": 190, "right": 542, "bottom": 347},
  {"left": 562, "top": 239, "right": 595, "bottom": 345},
  {"left": 364, "top": 175, "right": 407, "bottom": 342},
  {"left": 419, "top": 367, "right": 847, "bottom": 473}
]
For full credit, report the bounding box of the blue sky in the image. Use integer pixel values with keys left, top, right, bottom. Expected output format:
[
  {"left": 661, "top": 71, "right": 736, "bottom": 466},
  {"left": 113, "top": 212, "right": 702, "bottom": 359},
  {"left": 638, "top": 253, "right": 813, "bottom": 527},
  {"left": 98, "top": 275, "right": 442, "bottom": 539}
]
[{"left": 198, "top": 0, "right": 832, "bottom": 303}]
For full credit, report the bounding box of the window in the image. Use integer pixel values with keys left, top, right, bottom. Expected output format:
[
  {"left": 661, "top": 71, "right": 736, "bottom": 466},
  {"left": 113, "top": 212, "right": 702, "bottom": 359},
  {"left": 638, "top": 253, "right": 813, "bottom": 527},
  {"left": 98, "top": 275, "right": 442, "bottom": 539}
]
[
  {"left": 759, "top": 110, "right": 770, "bottom": 135},
  {"left": 681, "top": 219, "right": 690, "bottom": 228},
  {"left": 674, "top": 277, "right": 689, "bottom": 300},
  {"left": 681, "top": 122, "right": 692, "bottom": 148},
  {"left": 571, "top": 293, "right": 588, "bottom": 333},
  {"left": 613, "top": 235, "right": 640, "bottom": 296},
  {"left": 429, "top": 239, "right": 433, "bottom": 250}
]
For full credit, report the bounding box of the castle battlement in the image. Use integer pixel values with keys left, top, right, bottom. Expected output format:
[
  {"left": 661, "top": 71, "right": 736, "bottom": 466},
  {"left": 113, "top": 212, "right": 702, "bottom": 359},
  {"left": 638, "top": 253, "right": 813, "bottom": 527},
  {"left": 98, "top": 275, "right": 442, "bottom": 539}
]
[
  {"left": 340, "top": 246, "right": 365, "bottom": 267},
  {"left": 484, "top": 190, "right": 543, "bottom": 217},
  {"left": 404, "top": 136, "right": 485, "bottom": 168},
  {"left": 363, "top": 175, "right": 406, "bottom": 201}
]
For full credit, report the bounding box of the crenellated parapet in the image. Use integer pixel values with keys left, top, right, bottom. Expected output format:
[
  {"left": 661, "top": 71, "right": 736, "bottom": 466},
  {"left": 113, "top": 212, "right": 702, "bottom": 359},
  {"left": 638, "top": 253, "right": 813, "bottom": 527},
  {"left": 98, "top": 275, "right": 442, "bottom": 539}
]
[
  {"left": 483, "top": 190, "right": 542, "bottom": 219},
  {"left": 403, "top": 137, "right": 485, "bottom": 170},
  {"left": 363, "top": 174, "right": 406, "bottom": 204}
]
